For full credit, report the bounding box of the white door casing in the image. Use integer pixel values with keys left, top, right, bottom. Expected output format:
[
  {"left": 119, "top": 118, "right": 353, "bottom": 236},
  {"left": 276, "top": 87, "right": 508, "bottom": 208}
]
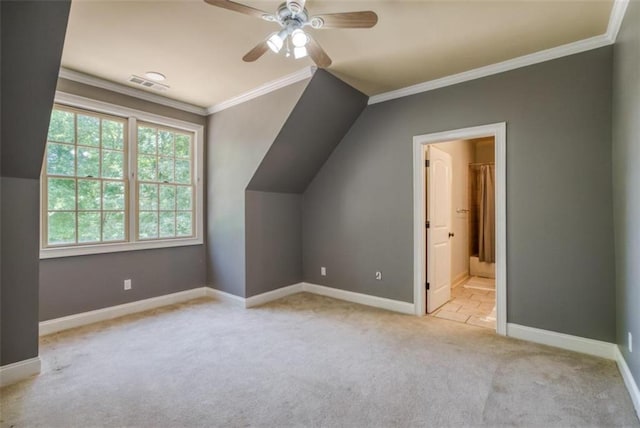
[
  {"left": 426, "top": 146, "right": 452, "bottom": 313},
  {"left": 413, "top": 122, "right": 507, "bottom": 335}
]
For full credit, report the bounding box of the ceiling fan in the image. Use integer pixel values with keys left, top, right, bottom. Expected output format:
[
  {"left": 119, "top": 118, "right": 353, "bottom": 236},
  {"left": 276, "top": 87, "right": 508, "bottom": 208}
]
[{"left": 204, "top": 0, "right": 378, "bottom": 68}]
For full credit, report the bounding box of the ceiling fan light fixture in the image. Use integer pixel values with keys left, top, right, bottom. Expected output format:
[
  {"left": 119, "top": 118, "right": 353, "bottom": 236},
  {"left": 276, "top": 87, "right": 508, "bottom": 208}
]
[
  {"left": 293, "top": 46, "right": 308, "bottom": 59},
  {"left": 286, "top": 0, "right": 305, "bottom": 15},
  {"left": 310, "top": 17, "right": 324, "bottom": 29},
  {"left": 267, "top": 30, "right": 286, "bottom": 53},
  {"left": 291, "top": 29, "right": 308, "bottom": 48}
]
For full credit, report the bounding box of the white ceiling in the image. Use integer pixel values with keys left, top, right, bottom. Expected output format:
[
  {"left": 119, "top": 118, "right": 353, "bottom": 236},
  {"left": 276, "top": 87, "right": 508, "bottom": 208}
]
[{"left": 61, "top": 0, "right": 614, "bottom": 108}]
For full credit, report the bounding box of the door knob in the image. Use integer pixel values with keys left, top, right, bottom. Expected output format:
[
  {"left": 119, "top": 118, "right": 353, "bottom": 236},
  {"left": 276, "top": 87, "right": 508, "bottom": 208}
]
[{"left": 448, "top": 232, "right": 455, "bottom": 238}]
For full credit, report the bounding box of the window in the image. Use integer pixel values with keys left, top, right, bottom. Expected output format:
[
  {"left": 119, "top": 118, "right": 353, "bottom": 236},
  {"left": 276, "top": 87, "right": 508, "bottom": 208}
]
[
  {"left": 136, "top": 123, "right": 194, "bottom": 240},
  {"left": 41, "top": 94, "right": 203, "bottom": 259},
  {"left": 44, "top": 107, "right": 128, "bottom": 246}
]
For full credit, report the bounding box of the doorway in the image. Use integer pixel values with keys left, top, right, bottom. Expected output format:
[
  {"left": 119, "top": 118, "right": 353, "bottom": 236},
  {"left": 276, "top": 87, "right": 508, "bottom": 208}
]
[{"left": 413, "top": 123, "right": 507, "bottom": 335}]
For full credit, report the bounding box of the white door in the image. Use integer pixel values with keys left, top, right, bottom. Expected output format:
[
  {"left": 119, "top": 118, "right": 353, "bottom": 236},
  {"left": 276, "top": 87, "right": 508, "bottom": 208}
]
[{"left": 426, "top": 146, "right": 452, "bottom": 313}]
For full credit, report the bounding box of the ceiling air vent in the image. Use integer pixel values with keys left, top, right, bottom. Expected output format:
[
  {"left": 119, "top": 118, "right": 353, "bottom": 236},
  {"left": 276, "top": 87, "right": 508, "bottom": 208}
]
[{"left": 128, "top": 75, "right": 169, "bottom": 92}]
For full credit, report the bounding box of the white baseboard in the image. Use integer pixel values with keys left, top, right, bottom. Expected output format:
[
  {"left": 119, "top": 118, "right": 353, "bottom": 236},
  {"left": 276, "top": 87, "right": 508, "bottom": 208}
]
[
  {"left": 39, "top": 287, "right": 209, "bottom": 336},
  {"left": 0, "top": 357, "right": 41, "bottom": 387},
  {"left": 38, "top": 282, "right": 414, "bottom": 336},
  {"left": 507, "top": 323, "right": 617, "bottom": 360},
  {"left": 615, "top": 346, "right": 640, "bottom": 419},
  {"left": 245, "top": 283, "right": 304, "bottom": 308},
  {"left": 302, "top": 282, "right": 416, "bottom": 315},
  {"left": 206, "top": 287, "right": 246, "bottom": 306},
  {"left": 207, "top": 282, "right": 415, "bottom": 315}
]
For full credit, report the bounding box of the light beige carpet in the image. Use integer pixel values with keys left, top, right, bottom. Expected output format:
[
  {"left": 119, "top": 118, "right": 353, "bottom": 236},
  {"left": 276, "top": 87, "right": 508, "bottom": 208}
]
[{"left": 1, "top": 293, "right": 638, "bottom": 427}]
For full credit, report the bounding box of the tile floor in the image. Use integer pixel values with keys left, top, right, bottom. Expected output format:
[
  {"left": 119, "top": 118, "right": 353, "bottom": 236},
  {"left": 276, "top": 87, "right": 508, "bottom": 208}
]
[{"left": 431, "top": 276, "right": 496, "bottom": 330}]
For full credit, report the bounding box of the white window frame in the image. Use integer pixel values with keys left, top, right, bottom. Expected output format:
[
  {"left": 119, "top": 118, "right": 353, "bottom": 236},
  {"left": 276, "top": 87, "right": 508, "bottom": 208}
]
[{"left": 40, "top": 91, "right": 204, "bottom": 259}]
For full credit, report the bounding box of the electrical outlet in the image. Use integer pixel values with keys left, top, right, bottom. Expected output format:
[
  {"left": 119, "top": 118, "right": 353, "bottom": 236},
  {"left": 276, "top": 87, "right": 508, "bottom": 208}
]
[
  {"left": 124, "top": 279, "right": 132, "bottom": 291},
  {"left": 321, "top": 267, "right": 326, "bottom": 276},
  {"left": 375, "top": 271, "right": 382, "bottom": 280},
  {"left": 629, "top": 332, "right": 633, "bottom": 353}
]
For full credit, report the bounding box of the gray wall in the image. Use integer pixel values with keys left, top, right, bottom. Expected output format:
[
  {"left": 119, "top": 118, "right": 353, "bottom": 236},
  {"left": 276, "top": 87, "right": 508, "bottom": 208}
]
[
  {"left": 1, "top": 0, "right": 70, "bottom": 366},
  {"left": 245, "top": 191, "right": 302, "bottom": 297},
  {"left": 613, "top": 0, "right": 640, "bottom": 386},
  {"left": 1, "top": 178, "right": 41, "bottom": 364},
  {"left": 207, "top": 80, "right": 309, "bottom": 297},
  {"left": 40, "top": 79, "right": 208, "bottom": 320},
  {"left": 40, "top": 246, "right": 206, "bottom": 320},
  {"left": 303, "top": 47, "right": 616, "bottom": 342}
]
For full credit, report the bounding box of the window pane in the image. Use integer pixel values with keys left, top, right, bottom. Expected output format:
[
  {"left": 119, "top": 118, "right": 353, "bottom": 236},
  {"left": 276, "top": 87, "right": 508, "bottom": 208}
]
[
  {"left": 102, "top": 150, "right": 124, "bottom": 179},
  {"left": 104, "top": 181, "right": 126, "bottom": 210},
  {"left": 158, "top": 131, "right": 174, "bottom": 156},
  {"left": 48, "top": 178, "right": 76, "bottom": 211},
  {"left": 138, "top": 126, "right": 157, "bottom": 154},
  {"left": 47, "top": 143, "right": 75, "bottom": 176},
  {"left": 138, "top": 155, "right": 157, "bottom": 181},
  {"left": 47, "top": 110, "right": 75, "bottom": 143},
  {"left": 176, "top": 186, "right": 192, "bottom": 210},
  {"left": 78, "top": 212, "right": 101, "bottom": 243},
  {"left": 48, "top": 212, "right": 76, "bottom": 244},
  {"left": 175, "top": 159, "right": 191, "bottom": 184},
  {"left": 159, "top": 185, "right": 176, "bottom": 211},
  {"left": 159, "top": 211, "right": 175, "bottom": 238},
  {"left": 43, "top": 107, "right": 136, "bottom": 249},
  {"left": 158, "top": 157, "right": 174, "bottom": 183},
  {"left": 77, "top": 115, "right": 100, "bottom": 147},
  {"left": 77, "top": 147, "right": 100, "bottom": 177},
  {"left": 78, "top": 179, "right": 101, "bottom": 211},
  {"left": 102, "top": 119, "right": 124, "bottom": 150},
  {"left": 139, "top": 183, "right": 158, "bottom": 210},
  {"left": 139, "top": 212, "right": 158, "bottom": 239},
  {"left": 103, "top": 211, "right": 125, "bottom": 241},
  {"left": 175, "top": 134, "right": 190, "bottom": 158},
  {"left": 176, "top": 212, "right": 192, "bottom": 237}
]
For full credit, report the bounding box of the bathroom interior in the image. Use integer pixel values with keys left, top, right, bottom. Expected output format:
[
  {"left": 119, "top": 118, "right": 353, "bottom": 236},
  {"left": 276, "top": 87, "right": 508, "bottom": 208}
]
[{"left": 430, "top": 136, "right": 496, "bottom": 330}]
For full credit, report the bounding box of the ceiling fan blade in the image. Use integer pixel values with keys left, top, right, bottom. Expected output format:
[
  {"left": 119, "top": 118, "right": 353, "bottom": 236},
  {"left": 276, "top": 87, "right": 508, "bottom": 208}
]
[
  {"left": 312, "top": 11, "right": 378, "bottom": 29},
  {"left": 242, "top": 40, "right": 270, "bottom": 62},
  {"left": 204, "top": 0, "right": 272, "bottom": 20},
  {"left": 306, "top": 36, "right": 332, "bottom": 68}
]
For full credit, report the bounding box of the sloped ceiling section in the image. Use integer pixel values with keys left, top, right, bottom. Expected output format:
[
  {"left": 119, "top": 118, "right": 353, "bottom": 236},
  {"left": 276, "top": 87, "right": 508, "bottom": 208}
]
[
  {"left": 1, "top": 0, "right": 71, "bottom": 179},
  {"left": 247, "top": 69, "right": 368, "bottom": 193}
]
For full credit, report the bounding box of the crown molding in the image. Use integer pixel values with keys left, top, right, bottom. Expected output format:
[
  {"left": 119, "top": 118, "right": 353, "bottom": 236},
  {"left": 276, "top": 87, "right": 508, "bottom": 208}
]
[
  {"left": 606, "top": 0, "right": 630, "bottom": 43},
  {"left": 58, "top": 68, "right": 208, "bottom": 116},
  {"left": 206, "top": 66, "right": 316, "bottom": 114},
  {"left": 369, "top": 0, "right": 630, "bottom": 105},
  {"left": 368, "top": 34, "right": 611, "bottom": 105}
]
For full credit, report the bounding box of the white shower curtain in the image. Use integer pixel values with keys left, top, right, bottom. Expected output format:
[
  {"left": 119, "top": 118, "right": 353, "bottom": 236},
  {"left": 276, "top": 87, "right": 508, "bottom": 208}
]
[{"left": 478, "top": 165, "right": 495, "bottom": 263}]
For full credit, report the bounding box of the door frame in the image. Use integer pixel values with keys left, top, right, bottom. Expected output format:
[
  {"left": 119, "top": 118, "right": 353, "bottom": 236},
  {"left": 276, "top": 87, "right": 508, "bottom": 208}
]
[{"left": 413, "top": 123, "right": 507, "bottom": 335}]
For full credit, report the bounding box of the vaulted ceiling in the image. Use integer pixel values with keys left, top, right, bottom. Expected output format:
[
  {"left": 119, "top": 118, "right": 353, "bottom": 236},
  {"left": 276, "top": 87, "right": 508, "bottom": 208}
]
[{"left": 61, "top": 0, "right": 613, "bottom": 108}]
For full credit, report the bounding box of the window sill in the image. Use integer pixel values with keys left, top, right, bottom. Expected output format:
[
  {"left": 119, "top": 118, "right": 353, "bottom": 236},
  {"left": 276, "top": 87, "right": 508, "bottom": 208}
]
[{"left": 39, "top": 237, "right": 203, "bottom": 259}]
